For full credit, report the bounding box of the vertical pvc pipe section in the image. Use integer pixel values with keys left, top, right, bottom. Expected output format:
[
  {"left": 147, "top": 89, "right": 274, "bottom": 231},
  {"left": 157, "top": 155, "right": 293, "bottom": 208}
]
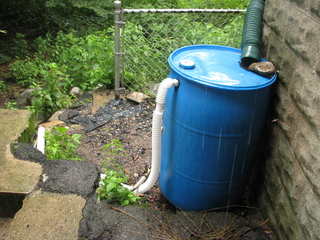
[
  {"left": 240, "top": 0, "right": 266, "bottom": 67},
  {"left": 134, "top": 78, "right": 179, "bottom": 194},
  {"left": 36, "top": 126, "right": 45, "bottom": 154}
]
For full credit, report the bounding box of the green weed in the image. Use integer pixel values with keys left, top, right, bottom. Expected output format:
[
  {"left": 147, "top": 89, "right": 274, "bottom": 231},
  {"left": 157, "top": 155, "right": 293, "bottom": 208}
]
[
  {"left": 8, "top": 30, "right": 114, "bottom": 117},
  {"left": 44, "top": 126, "right": 83, "bottom": 161},
  {"left": 0, "top": 80, "right": 6, "bottom": 93},
  {"left": 97, "top": 139, "right": 141, "bottom": 206}
]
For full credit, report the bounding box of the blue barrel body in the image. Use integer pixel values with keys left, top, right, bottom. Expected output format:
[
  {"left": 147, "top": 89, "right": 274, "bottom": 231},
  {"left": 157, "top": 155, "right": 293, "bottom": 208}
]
[{"left": 159, "top": 45, "right": 276, "bottom": 211}]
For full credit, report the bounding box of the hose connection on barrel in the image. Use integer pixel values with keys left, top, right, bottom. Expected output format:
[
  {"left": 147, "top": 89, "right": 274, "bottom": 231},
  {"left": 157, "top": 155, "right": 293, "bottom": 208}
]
[{"left": 122, "top": 78, "right": 179, "bottom": 194}]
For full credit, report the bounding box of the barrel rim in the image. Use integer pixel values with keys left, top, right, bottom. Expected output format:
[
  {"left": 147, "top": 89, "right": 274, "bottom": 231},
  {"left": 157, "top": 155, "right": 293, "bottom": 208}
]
[{"left": 168, "top": 44, "right": 277, "bottom": 90}]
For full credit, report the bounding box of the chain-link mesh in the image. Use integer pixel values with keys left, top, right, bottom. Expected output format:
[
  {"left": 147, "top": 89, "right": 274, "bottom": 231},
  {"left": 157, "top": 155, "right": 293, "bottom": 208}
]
[{"left": 117, "top": 9, "right": 246, "bottom": 93}]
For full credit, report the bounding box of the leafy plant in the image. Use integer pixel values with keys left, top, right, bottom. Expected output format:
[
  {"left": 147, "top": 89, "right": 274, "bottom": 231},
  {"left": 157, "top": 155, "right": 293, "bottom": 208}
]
[
  {"left": 44, "top": 126, "right": 83, "bottom": 160},
  {"left": 29, "top": 63, "right": 72, "bottom": 117},
  {"left": 100, "top": 139, "right": 125, "bottom": 155},
  {"left": 6, "top": 100, "right": 18, "bottom": 110},
  {"left": 97, "top": 139, "right": 141, "bottom": 205},
  {"left": 0, "top": 80, "right": 6, "bottom": 93},
  {"left": 8, "top": 30, "right": 114, "bottom": 117}
]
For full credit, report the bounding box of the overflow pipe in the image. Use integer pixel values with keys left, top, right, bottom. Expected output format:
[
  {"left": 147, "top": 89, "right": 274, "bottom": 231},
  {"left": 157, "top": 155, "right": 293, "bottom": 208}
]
[
  {"left": 36, "top": 126, "right": 45, "bottom": 154},
  {"left": 123, "top": 78, "right": 179, "bottom": 194}
]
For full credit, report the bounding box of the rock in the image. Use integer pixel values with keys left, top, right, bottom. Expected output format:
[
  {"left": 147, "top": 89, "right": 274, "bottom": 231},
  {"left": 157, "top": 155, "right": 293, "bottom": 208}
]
[
  {"left": 40, "top": 160, "right": 100, "bottom": 198},
  {"left": 126, "top": 91, "right": 148, "bottom": 103},
  {"left": 69, "top": 87, "right": 82, "bottom": 97},
  {"left": 248, "top": 61, "right": 276, "bottom": 77},
  {"left": 78, "top": 91, "right": 93, "bottom": 102},
  {"left": 39, "top": 120, "right": 66, "bottom": 130},
  {"left": 69, "top": 91, "right": 93, "bottom": 109},
  {"left": 48, "top": 109, "right": 65, "bottom": 122},
  {"left": 16, "top": 89, "right": 37, "bottom": 108},
  {"left": 11, "top": 142, "right": 47, "bottom": 163},
  {"left": 58, "top": 109, "right": 79, "bottom": 121}
]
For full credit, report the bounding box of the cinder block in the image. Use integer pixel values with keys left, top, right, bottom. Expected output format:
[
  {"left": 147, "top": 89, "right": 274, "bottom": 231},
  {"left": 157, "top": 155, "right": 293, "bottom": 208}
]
[
  {"left": 274, "top": 85, "right": 301, "bottom": 142},
  {"left": 290, "top": 0, "right": 312, "bottom": 11},
  {"left": 289, "top": 61, "right": 320, "bottom": 134},
  {"left": 264, "top": 0, "right": 290, "bottom": 38},
  {"left": 293, "top": 118, "right": 320, "bottom": 195},
  {"left": 283, "top": 7, "right": 320, "bottom": 69},
  {"left": 311, "top": 0, "right": 320, "bottom": 17},
  {"left": 266, "top": 36, "right": 297, "bottom": 91},
  {"left": 260, "top": 128, "right": 306, "bottom": 239}
]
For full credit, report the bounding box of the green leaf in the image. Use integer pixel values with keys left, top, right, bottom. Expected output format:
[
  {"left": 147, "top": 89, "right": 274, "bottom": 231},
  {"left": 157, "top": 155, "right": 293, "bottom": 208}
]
[
  {"left": 121, "top": 199, "right": 129, "bottom": 206},
  {"left": 106, "top": 182, "right": 117, "bottom": 193},
  {"left": 92, "top": 63, "right": 99, "bottom": 70},
  {"left": 56, "top": 127, "right": 67, "bottom": 133},
  {"left": 71, "top": 134, "right": 82, "bottom": 143}
]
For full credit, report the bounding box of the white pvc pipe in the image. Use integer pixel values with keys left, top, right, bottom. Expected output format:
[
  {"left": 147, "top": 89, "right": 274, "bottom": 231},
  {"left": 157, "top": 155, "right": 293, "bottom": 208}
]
[
  {"left": 36, "top": 126, "right": 46, "bottom": 154},
  {"left": 130, "top": 78, "right": 179, "bottom": 194}
]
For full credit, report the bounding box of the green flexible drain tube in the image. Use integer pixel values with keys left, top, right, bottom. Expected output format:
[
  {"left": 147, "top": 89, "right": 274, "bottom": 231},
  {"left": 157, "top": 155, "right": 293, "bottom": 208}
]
[{"left": 241, "top": 0, "right": 266, "bottom": 67}]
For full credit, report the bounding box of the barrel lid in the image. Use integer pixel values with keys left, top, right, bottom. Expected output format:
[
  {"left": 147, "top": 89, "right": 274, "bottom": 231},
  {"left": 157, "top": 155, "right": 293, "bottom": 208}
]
[{"left": 168, "top": 45, "right": 277, "bottom": 90}]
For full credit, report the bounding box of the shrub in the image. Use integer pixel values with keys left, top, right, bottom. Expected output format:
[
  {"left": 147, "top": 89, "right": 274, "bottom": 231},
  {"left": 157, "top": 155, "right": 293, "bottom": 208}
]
[{"left": 8, "top": 30, "right": 114, "bottom": 116}]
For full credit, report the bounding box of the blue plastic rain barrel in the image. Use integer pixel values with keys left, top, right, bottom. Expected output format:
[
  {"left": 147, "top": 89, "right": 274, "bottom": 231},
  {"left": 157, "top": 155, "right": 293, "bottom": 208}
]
[{"left": 159, "top": 45, "right": 276, "bottom": 211}]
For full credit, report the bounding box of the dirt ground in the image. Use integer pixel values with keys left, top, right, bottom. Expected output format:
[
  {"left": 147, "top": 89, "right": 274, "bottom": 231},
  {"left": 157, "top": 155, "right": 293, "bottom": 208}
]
[
  {"left": 71, "top": 98, "right": 154, "bottom": 183},
  {"left": 63, "top": 92, "right": 276, "bottom": 239},
  {"left": 0, "top": 89, "right": 277, "bottom": 239}
]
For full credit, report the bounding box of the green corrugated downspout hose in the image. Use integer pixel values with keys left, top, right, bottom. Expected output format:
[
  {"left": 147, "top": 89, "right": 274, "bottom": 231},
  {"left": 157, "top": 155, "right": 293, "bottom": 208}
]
[{"left": 241, "top": 0, "right": 266, "bottom": 67}]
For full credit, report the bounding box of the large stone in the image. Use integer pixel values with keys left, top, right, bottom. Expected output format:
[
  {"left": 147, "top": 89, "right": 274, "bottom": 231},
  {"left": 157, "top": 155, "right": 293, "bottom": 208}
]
[
  {"left": 38, "top": 120, "right": 66, "bottom": 130},
  {"left": 48, "top": 109, "right": 65, "bottom": 122},
  {"left": 15, "top": 89, "right": 36, "bottom": 108},
  {"left": 58, "top": 109, "right": 79, "bottom": 121},
  {"left": 7, "top": 190, "right": 86, "bottom": 240},
  {"left": 40, "top": 160, "right": 100, "bottom": 198},
  {"left": 126, "top": 91, "right": 148, "bottom": 103},
  {"left": 0, "top": 109, "right": 42, "bottom": 194}
]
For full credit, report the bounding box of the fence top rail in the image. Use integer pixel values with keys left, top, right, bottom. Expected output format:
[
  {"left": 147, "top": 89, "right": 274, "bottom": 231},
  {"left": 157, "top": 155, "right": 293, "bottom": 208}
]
[{"left": 123, "top": 8, "right": 246, "bottom": 14}]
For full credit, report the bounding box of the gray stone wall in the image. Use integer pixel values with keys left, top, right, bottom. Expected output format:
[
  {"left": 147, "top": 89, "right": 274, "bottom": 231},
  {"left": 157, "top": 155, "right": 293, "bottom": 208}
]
[{"left": 259, "top": 0, "right": 320, "bottom": 239}]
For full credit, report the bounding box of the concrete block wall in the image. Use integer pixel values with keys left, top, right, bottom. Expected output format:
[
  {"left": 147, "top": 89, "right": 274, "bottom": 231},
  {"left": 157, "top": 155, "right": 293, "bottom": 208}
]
[{"left": 259, "top": 0, "right": 320, "bottom": 239}]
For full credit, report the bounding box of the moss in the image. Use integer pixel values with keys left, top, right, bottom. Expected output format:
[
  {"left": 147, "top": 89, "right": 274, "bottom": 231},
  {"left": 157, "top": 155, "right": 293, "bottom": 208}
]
[{"left": 18, "top": 113, "right": 35, "bottom": 143}]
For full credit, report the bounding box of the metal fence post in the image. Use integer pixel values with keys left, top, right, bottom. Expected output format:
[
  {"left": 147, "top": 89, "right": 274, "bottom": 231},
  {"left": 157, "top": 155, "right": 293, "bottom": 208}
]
[{"left": 114, "top": 0, "right": 123, "bottom": 99}]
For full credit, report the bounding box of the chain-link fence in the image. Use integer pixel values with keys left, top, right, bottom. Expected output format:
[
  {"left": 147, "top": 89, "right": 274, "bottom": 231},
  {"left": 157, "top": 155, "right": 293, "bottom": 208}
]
[{"left": 114, "top": 2, "right": 246, "bottom": 95}]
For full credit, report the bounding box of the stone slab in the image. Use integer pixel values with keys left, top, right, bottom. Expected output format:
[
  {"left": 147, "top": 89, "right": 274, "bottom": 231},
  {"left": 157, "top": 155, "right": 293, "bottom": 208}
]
[
  {"left": 0, "top": 110, "right": 42, "bottom": 194},
  {"left": 7, "top": 190, "right": 86, "bottom": 240}
]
